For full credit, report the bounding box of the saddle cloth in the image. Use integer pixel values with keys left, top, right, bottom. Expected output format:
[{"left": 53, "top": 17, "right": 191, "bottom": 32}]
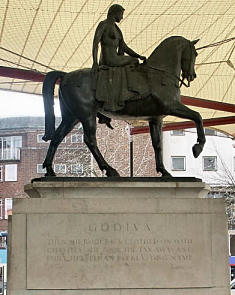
[{"left": 95, "top": 64, "right": 150, "bottom": 111}]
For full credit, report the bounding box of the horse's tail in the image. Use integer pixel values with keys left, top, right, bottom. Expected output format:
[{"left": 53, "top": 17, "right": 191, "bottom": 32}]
[{"left": 42, "top": 71, "right": 65, "bottom": 141}]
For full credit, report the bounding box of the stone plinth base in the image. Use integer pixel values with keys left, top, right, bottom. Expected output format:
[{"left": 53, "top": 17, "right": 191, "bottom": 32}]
[{"left": 7, "top": 178, "right": 230, "bottom": 295}]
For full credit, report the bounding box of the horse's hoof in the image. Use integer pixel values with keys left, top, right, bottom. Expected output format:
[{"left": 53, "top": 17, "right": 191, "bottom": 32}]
[
  {"left": 106, "top": 168, "right": 120, "bottom": 177},
  {"left": 45, "top": 173, "right": 56, "bottom": 177},
  {"left": 44, "top": 170, "right": 56, "bottom": 177},
  {"left": 192, "top": 144, "right": 203, "bottom": 158},
  {"left": 160, "top": 169, "right": 172, "bottom": 177}
]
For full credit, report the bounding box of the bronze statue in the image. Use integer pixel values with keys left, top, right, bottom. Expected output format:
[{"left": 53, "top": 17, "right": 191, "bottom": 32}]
[
  {"left": 42, "top": 16, "right": 205, "bottom": 177},
  {"left": 92, "top": 4, "right": 146, "bottom": 70}
]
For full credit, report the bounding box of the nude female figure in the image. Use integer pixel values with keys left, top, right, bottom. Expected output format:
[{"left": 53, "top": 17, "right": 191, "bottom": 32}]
[{"left": 92, "top": 4, "right": 146, "bottom": 70}]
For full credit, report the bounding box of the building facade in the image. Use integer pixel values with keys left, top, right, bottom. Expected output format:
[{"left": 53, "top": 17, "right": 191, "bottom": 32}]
[
  {"left": 163, "top": 128, "right": 235, "bottom": 229},
  {"left": 0, "top": 117, "right": 91, "bottom": 231},
  {"left": 163, "top": 128, "right": 235, "bottom": 184},
  {"left": 0, "top": 117, "right": 158, "bottom": 232}
]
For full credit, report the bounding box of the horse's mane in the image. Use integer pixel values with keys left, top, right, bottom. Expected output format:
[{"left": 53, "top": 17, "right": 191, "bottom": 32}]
[{"left": 148, "top": 36, "right": 188, "bottom": 59}]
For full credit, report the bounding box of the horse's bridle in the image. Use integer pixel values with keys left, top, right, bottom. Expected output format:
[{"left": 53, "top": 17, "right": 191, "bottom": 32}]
[
  {"left": 147, "top": 41, "right": 195, "bottom": 88},
  {"left": 147, "top": 65, "right": 190, "bottom": 88},
  {"left": 180, "top": 41, "right": 195, "bottom": 88}
]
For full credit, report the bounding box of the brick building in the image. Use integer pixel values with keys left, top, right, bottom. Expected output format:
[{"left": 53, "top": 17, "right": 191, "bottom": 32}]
[
  {"left": 0, "top": 117, "right": 157, "bottom": 232},
  {"left": 0, "top": 117, "right": 91, "bottom": 231}
]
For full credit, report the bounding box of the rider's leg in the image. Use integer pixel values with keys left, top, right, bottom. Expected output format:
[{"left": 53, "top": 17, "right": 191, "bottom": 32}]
[
  {"left": 97, "top": 113, "right": 113, "bottom": 129},
  {"left": 108, "top": 55, "right": 139, "bottom": 67},
  {"left": 82, "top": 116, "right": 120, "bottom": 177}
]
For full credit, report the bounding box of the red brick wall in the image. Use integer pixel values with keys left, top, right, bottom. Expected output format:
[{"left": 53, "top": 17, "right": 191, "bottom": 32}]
[
  {"left": 0, "top": 120, "right": 156, "bottom": 231},
  {"left": 94, "top": 121, "right": 157, "bottom": 177},
  {"left": 0, "top": 126, "right": 91, "bottom": 231}
]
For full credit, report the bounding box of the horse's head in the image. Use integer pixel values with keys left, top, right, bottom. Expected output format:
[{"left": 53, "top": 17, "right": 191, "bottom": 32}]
[{"left": 181, "top": 39, "right": 199, "bottom": 84}]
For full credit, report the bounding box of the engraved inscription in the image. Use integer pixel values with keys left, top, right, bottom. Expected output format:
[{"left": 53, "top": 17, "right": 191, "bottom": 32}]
[
  {"left": 45, "top": 236, "right": 193, "bottom": 266},
  {"left": 27, "top": 213, "right": 212, "bottom": 289}
]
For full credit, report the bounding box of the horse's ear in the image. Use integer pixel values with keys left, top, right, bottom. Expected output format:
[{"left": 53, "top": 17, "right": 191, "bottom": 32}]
[{"left": 192, "top": 39, "right": 200, "bottom": 45}]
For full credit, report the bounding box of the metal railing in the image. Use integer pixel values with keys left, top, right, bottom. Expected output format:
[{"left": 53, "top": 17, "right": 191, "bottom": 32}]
[{"left": 0, "top": 148, "right": 20, "bottom": 161}]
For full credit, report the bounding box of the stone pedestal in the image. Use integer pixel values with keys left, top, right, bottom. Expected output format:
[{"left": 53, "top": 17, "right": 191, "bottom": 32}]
[{"left": 7, "top": 178, "right": 230, "bottom": 295}]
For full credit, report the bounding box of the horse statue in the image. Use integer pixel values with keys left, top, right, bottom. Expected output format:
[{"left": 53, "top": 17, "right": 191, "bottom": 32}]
[{"left": 42, "top": 36, "right": 205, "bottom": 177}]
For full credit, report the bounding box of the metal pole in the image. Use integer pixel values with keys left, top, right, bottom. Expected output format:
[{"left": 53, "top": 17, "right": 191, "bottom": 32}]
[
  {"left": 125, "top": 124, "right": 134, "bottom": 177},
  {"left": 130, "top": 136, "right": 133, "bottom": 177}
]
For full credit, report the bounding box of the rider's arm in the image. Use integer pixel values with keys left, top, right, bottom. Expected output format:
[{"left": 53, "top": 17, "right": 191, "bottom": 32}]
[
  {"left": 92, "top": 22, "right": 105, "bottom": 68},
  {"left": 122, "top": 41, "right": 140, "bottom": 58},
  {"left": 120, "top": 40, "right": 146, "bottom": 62},
  {"left": 118, "top": 26, "right": 146, "bottom": 61}
]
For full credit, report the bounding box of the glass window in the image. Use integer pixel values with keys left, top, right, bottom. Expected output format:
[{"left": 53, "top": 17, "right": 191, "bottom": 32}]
[
  {"left": 5, "top": 198, "right": 12, "bottom": 219},
  {"left": 204, "top": 128, "right": 216, "bottom": 136},
  {"left": 37, "top": 164, "right": 46, "bottom": 174},
  {"left": 71, "top": 134, "right": 84, "bottom": 143},
  {"left": 5, "top": 164, "right": 17, "bottom": 181},
  {"left": 37, "top": 134, "right": 44, "bottom": 143},
  {"left": 71, "top": 164, "right": 83, "bottom": 174},
  {"left": 0, "top": 136, "right": 22, "bottom": 160},
  {"left": 0, "top": 166, "right": 3, "bottom": 182},
  {"left": 171, "top": 156, "right": 186, "bottom": 171},
  {"left": 0, "top": 199, "right": 2, "bottom": 220},
  {"left": 37, "top": 134, "right": 65, "bottom": 143},
  {"left": 203, "top": 156, "right": 217, "bottom": 171},
  {"left": 54, "top": 164, "right": 66, "bottom": 174},
  {"left": 171, "top": 129, "right": 185, "bottom": 136},
  {"left": 0, "top": 236, "right": 7, "bottom": 249}
]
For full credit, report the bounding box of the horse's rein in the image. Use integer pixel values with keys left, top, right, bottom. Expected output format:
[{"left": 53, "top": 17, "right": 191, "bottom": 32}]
[
  {"left": 147, "top": 40, "right": 196, "bottom": 88},
  {"left": 147, "top": 65, "right": 190, "bottom": 88}
]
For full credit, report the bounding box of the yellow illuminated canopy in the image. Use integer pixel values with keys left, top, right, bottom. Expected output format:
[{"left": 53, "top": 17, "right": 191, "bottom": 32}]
[{"left": 0, "top": 1, "right": 234, "bottom": 134}]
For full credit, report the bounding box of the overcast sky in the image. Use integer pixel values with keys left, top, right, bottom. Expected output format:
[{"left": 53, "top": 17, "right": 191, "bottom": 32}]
[{"left": 0, "top": 90, "right": 60, "bottom": 118}]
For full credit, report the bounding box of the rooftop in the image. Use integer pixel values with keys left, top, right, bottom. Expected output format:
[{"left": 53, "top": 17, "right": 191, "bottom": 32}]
[{"left": 0, "top": 117, "right": 61, "bottom": 131}]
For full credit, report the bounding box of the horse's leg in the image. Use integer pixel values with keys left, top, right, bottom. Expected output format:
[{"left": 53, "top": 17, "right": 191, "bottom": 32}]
[
  {"left": 82, "top": 116, "right": 120, "bottom": 177},
  {"left": 43, "top": 119, "right": 78, "bottom": 176},
  {"left": 149, "top": 117, "right": 172, "bottom": 177},
  {"left": 170, "top": 101, "right": 206, "bottom": 157}
]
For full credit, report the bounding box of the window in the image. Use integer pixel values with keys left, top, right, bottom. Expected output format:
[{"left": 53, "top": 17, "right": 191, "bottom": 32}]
[
  {"left": 0, "top": 236, "right": 7, "bottom": 249},
  {"left": 5, "top": 164, "right": 17, "bottom": 181},
  {"left": 38, "top": 134, "right": 66, "bottom": 143},
  {"left": 0, "top": 199, "right": 2, "bottom": 220},
  {"left": 71, "top": 134, "right": 84, "bottom": 143},
  {"left": 0, "top": 136, "right": 22, "bottom": 160},
  {"left": 171, "top": 129, "right": 185, "bottom": 136},
  {"left": 37, "top": 164, "right": 46, "bottom": 174},
  {"left": 203, "top": 156, "right": 217, "bottom": 171},
  {"left": 204, "top": 128, "right": 216, "bottom": 136},
  {"left": 171, "top": 156, "right": 186, "bottom": 171},
  {"left": 71, "top": 164, "right": 83, "bottom": 174},
  {"left": 0, "top": 166, "right": 2, "bottom": 182},
  {"left": 54, "top": 164, "right": 66, "bottom": 174},
  {"left": 207, "top": 192, "right": 221, "bottom": 198},
  {"left": 5, "top": 198, "right": 12, "bottom": 219},
  {"left": 74, "top": 123, "right": 83, "bottom": 130},
  {"left": 37, "top": 134, "right": 44, "bottom": 143}
]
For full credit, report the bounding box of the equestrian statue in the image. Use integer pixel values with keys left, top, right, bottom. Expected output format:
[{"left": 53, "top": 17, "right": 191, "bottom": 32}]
[{"left": 42, "top": 4, "right": 205, "bottom": 177}]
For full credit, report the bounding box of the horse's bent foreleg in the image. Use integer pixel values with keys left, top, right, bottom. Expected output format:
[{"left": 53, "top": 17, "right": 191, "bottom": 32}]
[
  {"left": 43, "top": 119, "right": 78, "bottom": 176},
  {"left": 170, "top": 102, "right": 206, "bottom": 158},
  {"left": 149, "top": 117, "right": 172, "bottom": 177},
  {"left": 82, "top": 117, "right": 120, "bottom": 177}
]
